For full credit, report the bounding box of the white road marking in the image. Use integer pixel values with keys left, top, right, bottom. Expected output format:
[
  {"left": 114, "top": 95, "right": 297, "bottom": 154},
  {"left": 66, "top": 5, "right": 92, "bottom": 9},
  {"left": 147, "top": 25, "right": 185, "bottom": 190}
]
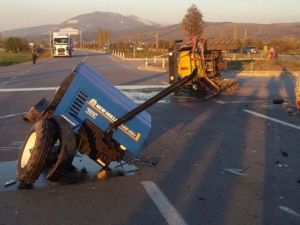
[
  {"left": 244, "top": 109, "right": 300, "bottom": 130},
  {"left": 215, "top": 100, "right": 226, "bottom": 104},
  {"left": 0, "top": 87, "right": 58, "bottom": 92},
  {"left": 0, "top": 112, "right": 26, "bottom": 119},
  {"left": 279, "top": 206, "right": 300, "bottom": 217},
  {"left": 215, "top": 100, "right": 271, "bottom": 104},
  {"left": 82, "top": 52, "right": 88, "bottom": 62},
  {"left": 0, "top": 85, "right": 170, "bottom": 104},
  {"left": 224, "top": 168, "right": 247, "bottom": 176},
  {"left": 161, "top": 81, "right": 169, "bottom": 85},
  {"left": 0, "top": 85, "right": 168, "bottom": 92},
  {"left": 141, "top": 181, "right": 188, "bottom": 225},
  {"left": 116, "top": 85, "right": 169, "bottom": 90},
  {"left": 122, "top": 65, "right": 130, "bottom": 70},
  {"left": 108, "top": 55, "right": 118, "bottom": 63}
]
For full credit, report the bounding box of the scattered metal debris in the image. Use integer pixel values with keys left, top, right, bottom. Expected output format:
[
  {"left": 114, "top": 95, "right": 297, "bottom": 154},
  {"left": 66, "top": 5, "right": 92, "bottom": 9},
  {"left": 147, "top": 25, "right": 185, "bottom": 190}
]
[
  {"left": 4, "top": 179, "right": 16, "bottom": 187},
  {"left": 275, "top": 161, "right": 288, "bottom": 167},
  {"left": 126, "top": 158, "right": 158, "bottom": 167},
  {"left": 279, "top": 205, "right": 300, "bottom": 217},
  {"left": 280, "top": 150, "right": 289, "bottom": 157},
  {"left": 224, "top": 168, "right": 247, "bottom": 176},
  {"left": 273, "top": 99, "right": 284, "bottom": 104}
]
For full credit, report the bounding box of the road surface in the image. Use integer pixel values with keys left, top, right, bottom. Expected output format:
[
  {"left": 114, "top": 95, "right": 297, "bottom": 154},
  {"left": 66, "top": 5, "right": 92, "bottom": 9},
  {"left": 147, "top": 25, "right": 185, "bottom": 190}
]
[{"left": 0, "top": 51, "right": 299, "bottom": 225}]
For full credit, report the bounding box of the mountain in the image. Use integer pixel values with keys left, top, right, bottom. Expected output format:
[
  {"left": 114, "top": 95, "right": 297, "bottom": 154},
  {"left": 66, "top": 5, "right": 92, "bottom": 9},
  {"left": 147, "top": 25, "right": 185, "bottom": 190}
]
[
  {"left": 1, "top": 24, "right": 59, "bottom": 38},
  {"left": 116, "top": 22, "right": 300, "bottom": 42},
  {"left": 0, "top": 11, "right": 162, "bottom": 38},
  {"left": 60, "top": 11, "right": 162, "bottom": 32},
  {"left": 204, "top": 22, "right": 300, "bottom": 40},
  {"left": 1, "top": 11, "right": 300, "bottom": 42}
]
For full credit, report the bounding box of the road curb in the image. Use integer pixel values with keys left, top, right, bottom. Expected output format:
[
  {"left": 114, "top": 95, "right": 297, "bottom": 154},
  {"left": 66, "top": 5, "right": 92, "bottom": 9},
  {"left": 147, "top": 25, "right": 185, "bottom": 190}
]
[{"left": 138, "top": 66, "right": 167, "bottom": 72}]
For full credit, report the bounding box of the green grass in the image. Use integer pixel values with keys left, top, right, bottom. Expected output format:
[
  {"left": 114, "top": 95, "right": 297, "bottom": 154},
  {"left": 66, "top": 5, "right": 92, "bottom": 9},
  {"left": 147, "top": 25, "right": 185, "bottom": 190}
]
[{"left": 0, "top": 52, "right": 32, "bottom": 66}]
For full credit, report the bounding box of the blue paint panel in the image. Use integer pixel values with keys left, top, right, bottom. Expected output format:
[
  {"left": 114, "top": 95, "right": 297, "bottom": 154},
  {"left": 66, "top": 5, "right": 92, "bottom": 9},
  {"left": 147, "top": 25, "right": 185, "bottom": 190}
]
[{"left": 54, "top": 63, "right": 151, "bottom": 155}]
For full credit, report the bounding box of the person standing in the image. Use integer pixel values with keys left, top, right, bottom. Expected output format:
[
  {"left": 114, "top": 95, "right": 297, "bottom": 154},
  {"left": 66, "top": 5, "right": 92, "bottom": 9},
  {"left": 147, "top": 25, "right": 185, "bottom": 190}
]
[{"left": 32, "top": 47, "right": 38, "bottom": 64}]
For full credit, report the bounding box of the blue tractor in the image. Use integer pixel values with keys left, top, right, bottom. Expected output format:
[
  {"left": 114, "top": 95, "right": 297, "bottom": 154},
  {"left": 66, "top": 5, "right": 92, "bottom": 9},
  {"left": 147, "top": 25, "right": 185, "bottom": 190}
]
[{"left": 17, "top": 62, "right": 197, "bottom": 184}]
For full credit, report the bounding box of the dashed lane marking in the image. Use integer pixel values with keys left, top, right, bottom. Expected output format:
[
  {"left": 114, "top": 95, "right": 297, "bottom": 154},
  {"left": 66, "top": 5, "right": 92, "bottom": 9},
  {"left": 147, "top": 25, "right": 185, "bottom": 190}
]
[
  {"left": 0, "top": 112, "right": 26, "bottom": 120},
  {"left": 0, "top": 85, "right": 169, "bottom": 92},
  {"left": 0, "top": 87, "right": 58, "bottom": 92},
  {"left": 161, "top": 81, "right": 169, "bottom": 85},
  {"left": 279, "top": 205, "right": 300, "bottom": 217},
  {"left": 243, "top": 109, "right": 300, "bottom": 130},
  {"left": 122, "top": 65, "right": 130, "bottom": 70},
  {"left": 108, "top": 55, "right": 118, "bottom": 63},
  {"left": 141, "top": 181, "right": 188, "bottom": 225},
  {"left": 215, "top": 100, "right": 273, "bottom": 104}
]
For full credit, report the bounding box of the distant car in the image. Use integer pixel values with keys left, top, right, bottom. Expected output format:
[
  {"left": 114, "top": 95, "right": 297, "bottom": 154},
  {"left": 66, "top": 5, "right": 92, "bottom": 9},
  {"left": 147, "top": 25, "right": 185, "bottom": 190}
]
[
  {"left": 242, "top": 46, "right": 259, "bottom": 54},
  {"left": 136, "top": 46, "right": 144, "bottom": 51}
]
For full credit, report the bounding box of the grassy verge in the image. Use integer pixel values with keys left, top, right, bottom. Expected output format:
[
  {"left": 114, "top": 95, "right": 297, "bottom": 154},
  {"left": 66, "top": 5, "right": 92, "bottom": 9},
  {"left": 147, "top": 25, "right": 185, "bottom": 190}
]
[
  {"left": 227, "top": 60, "right": 300, "bottom": 71},
  {"left": 0, "top": 52, "right": 32, "bottom": 66}
]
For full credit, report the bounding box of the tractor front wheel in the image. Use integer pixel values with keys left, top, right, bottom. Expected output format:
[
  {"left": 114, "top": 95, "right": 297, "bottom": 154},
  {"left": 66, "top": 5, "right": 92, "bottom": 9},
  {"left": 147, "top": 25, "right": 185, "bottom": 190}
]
[{"left": 16, "top": 119, "right": 56, "bottom": 185}]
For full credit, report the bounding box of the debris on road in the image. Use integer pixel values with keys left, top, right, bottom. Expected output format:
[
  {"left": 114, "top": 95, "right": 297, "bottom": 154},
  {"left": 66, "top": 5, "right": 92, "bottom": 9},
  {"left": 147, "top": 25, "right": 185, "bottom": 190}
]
[
  {"left": 279, "top": 205, "right": 300, "bottom": 217},
  {"left": 4, "top": 179, "right": 17, "bottom": 187},
  {"left": 282, "top": 102, "right": 299, "bottom": 116},
  {"left": 275, "top": 161, "right": 288, "bottom": 167},
  {"left": 273, "top": 99, "right": 284, "bottom": 104},
  {"left": 280, "top": 150, "right": 289, "bottom": 157},
  {"left": 224, "top": 168, "right": 247, "bottom": 176}
]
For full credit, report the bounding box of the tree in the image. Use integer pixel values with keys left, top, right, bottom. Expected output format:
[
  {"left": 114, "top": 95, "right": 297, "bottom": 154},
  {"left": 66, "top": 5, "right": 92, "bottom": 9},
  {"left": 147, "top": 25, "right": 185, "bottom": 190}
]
[
  {"left": 96, "top": 29, "right": 112, "bottom": 49},
  {"left": 182, "top": 4, "right": 204, "bottom": 37},
  {"left": 4, "top": 37, "right": 28, "bottom": 53}
]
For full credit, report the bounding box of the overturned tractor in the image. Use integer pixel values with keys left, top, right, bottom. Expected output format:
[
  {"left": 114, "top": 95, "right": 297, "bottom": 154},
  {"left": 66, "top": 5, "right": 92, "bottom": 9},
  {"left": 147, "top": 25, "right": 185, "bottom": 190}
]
[{"left": 168, "top": 38, "right": 239, "bottom": 99}]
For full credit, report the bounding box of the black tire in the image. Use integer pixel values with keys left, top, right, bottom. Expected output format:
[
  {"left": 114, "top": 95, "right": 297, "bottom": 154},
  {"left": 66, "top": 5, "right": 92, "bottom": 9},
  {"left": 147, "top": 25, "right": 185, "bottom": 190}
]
[{"left": 16, "top": 119, "right": 56, "bottom": 185}]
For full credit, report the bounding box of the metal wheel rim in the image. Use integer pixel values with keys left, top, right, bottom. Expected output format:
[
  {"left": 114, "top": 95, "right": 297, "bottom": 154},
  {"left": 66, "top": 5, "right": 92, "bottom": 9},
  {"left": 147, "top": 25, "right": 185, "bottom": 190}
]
[{"left": 21, "top": 132, "right": 37, "bottom": 168}]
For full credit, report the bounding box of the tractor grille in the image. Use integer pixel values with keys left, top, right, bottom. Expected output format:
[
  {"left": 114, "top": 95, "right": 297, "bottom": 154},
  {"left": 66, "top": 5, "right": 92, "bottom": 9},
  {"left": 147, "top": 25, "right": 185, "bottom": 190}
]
[
  {"left": 68, "top": 90, "right": 88, "bottom": 118},
  {"left": 58, "top": 48, "right": 65, "bottom": 53}
]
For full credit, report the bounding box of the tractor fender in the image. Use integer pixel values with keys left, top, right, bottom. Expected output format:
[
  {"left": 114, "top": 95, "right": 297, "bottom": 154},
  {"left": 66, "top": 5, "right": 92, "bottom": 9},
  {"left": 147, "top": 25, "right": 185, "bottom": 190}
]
[{"left": 47, "top": 116, "right": 77, "bottom": 181}]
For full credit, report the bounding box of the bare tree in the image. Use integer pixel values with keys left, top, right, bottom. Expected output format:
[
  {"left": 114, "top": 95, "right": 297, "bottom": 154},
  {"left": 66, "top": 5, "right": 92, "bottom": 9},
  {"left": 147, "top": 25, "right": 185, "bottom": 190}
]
[{"left": 182, "top": 4, "right": 204, "bottom": 38}]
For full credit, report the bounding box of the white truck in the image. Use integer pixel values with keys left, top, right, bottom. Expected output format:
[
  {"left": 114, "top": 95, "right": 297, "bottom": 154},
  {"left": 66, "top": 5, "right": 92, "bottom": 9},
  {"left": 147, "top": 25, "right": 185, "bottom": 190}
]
[{"left": 52, "top": 32, "right": 73, "bottom": 57}]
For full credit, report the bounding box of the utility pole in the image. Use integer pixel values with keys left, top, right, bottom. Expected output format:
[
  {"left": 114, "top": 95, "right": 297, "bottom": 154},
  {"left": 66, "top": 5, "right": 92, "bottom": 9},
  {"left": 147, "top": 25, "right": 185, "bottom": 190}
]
[
  {"left": 233, "top": 25, "right": 238, "bottom": 50},
  {"left": 244, "top": 28, "right": 248, "bottom": 40},
  {"left": 80, "top": 30, "right": 82, "bottom": 49},
  {"left": 154, "top": 33, "right": 159, "bottom": 51},
  {"left": 49, "top": 31, "right": 52, "bottom": 56},
  {"left": 133, "top": 42, "right": 136, "bottom": 58}
]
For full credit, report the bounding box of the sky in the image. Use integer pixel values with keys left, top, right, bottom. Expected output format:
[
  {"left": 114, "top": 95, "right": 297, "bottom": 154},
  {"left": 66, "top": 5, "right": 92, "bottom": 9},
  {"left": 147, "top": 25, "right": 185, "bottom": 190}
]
[{"left": 0, "top": 0, "right": 300, "bottom": 31}]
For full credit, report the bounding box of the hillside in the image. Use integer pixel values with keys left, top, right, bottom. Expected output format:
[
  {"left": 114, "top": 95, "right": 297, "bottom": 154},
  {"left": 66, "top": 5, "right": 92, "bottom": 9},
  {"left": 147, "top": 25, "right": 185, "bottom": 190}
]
[
  {"left": 1, "top": 11, "right": 300, "bottom": 42},
  {"left": 0, "top": 11, "right": 161, "bottom": 38}
]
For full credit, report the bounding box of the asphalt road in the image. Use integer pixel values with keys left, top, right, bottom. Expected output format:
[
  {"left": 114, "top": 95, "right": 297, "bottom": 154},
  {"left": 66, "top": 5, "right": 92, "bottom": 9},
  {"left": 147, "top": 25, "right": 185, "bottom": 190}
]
[{"left": 0, "top": 51, "right": 300, "bottom": 225}]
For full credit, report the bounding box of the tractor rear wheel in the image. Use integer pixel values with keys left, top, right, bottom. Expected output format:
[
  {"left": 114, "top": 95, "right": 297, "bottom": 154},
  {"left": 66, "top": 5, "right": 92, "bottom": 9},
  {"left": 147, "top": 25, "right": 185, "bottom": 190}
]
[{"left": 16, "top": 119, "right": 56, "bottom": 185}]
